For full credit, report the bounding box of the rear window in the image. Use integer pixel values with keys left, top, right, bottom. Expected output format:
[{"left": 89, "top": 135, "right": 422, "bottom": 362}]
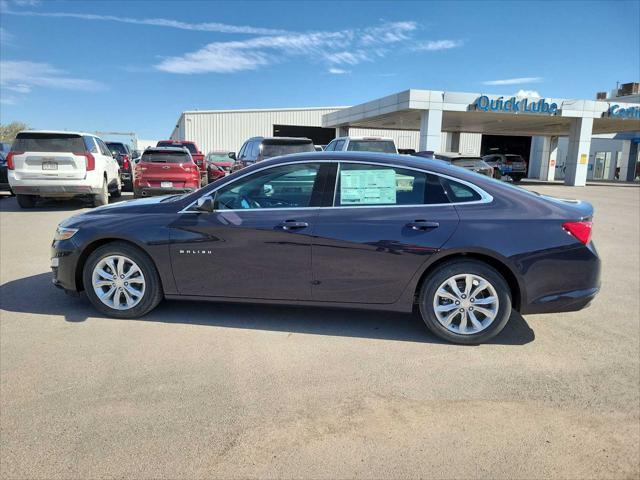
[
  {"left": 261, "top": 142, "right": 315, "bottom": 159},
  {"left": 105, "top": 142, "right": 127, "bottom": 154},
  {"left": 142, "top": 151, "right": 190, "bottom": 163},
  {"left": 439, "top": 177, "right": 482, "bottom": 202},
  {"left": 157, "top": 141, "right": 197, "bottom": 154},
  {"left": 12, "top": 133, "right": 85, "bottom": 153},
  {"left": 347, "top": 140, "right": 396, "bottom": 153}
]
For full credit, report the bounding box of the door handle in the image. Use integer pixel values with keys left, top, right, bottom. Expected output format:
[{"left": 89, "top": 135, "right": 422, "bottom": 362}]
[
  {"left": 277, "top": 220, "right": 309, "bottom": 231},
  {"left": 406, "top": 220, "right": 439, "bottom": 231}
]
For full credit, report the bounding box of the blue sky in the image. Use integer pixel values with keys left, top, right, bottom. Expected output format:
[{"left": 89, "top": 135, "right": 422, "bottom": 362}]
[{"left": 1, "top": 0, "right": 638, "bottom": 140}]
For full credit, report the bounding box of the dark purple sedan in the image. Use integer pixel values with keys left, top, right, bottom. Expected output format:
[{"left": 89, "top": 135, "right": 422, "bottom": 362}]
[{"left": 51, "top": 152, "right": 600, "bottom": 344}]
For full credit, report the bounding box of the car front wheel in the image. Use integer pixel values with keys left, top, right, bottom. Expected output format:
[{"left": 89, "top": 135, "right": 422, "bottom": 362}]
[
  {"left": 83, "top": 242, "right": 163, "bottom": 318},
  {"left": 418, "top": 260, "right": 512, "bottom": 344}
]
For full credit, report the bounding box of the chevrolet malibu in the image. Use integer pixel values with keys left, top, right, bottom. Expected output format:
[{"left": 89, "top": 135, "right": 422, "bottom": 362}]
[{"left": 51, "top": 152, "right": 600, "bottom": 344}]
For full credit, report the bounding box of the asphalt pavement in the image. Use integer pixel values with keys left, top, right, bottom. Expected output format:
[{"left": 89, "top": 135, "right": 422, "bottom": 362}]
[{"left": 1, "top": 183, "right": 639, "bottom": 479}]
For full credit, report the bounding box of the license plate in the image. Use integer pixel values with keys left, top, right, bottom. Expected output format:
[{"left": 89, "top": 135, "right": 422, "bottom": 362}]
[
  {"left": 161, "top": 181, "right": 173, "bottom": 188},
  {"left": 42, "top": 162, "right": 58, "bottom": 170}
]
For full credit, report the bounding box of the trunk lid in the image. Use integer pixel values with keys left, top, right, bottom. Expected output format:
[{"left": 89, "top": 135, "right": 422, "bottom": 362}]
[{"left": 10, "top": 133, "right": 90, "bottom": 180}]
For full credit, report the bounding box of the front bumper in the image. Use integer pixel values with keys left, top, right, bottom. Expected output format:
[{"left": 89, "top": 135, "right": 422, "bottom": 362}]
[{"left": 51, "top": 238, "right": 82, "bottom": 293}]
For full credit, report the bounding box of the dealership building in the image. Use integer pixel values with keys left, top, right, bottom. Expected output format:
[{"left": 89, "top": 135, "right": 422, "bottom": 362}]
[{"left": 170, "top": 83, "right": 640, "bottom": 186}]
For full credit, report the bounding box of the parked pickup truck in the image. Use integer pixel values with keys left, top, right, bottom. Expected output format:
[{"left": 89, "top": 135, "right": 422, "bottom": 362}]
[{"left": 157, "top": 140, "right": 207, "bottom": 186}]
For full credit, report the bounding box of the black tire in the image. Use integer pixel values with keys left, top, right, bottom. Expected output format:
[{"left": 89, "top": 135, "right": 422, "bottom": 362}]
[
  {"left": 110, "top": 179, "right": 122, "bottom": 198},
  {"left": 82, "top": 241, "right": 163, "bottom": 319},
  {"left": 133, "top": 188, "right": 142, "bottom": 199},
  {"left": 93, "top": 178, "right": 109, "bottom": 207},
  {"left": 511, "top": 175, "right": 522, "bottom": 183},
  {"left": 418, "top": 260, "right": 512, "bottom": 344},
  {"left": 16, "top": 194, "right": 36, "bottom": 208}
]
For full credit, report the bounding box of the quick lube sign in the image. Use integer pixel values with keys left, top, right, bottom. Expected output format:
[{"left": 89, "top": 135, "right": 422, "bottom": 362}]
[
  {"left": 606, "top": 105, "right": 640, "bottom": 119},
  {"left": 474, "top": 95, "right": 558, "bottom": 115}
]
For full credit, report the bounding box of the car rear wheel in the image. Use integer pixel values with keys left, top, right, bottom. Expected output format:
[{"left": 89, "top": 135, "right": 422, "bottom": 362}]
[
  {"left": 110, "top": 179, "right": 122, "bottom": 198},
  {"left": 511, "top": 175, "right": 523, "bottom": 183},
  {"left": 418, "top": 260, "right": 512, "bottom": 344},
  {"left": 83, "top": 242, "right": 163, "bottom": 318},
  {"left": 93, "top": 179, "right": 109, "bottom": 207},
  {"left": 16, "top": 194, "right": 36, "bottom": 208}
]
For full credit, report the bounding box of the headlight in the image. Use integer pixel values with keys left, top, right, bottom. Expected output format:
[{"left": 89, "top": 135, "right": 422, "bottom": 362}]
[{"left": 54, "top": 226, "right": 79, "bottom": 241}]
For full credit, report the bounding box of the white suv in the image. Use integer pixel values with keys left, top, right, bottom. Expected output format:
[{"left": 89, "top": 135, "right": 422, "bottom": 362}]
[
  {"left": 324, "top": 136, "right": 398, "bottom": 154},
  {"left": 7, "top": 130, "right": 121, "bottom": 208}
]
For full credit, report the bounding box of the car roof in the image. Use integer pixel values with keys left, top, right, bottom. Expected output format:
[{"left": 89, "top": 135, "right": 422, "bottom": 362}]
[
  {"left": 17, "top": 130, "right": 95, "bottom": 136},
  {"left": 247, "top": 136, "right": 312, "bottom": 142},
  {"left": 436, "top": 152, "right": 482, "bottom": 159},
  {"left": 246, "top": 151, "right": 480, "bottom": 177},
  {"left": 158, "top": 140, "right": 195, "bottom": 144},
  {"left": 333, "top": 136, "right": 394, "bottom": 141}
]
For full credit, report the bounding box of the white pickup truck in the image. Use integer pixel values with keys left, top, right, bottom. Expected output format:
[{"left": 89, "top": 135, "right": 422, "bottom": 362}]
[{"left": 7, "top": 130, "right": 122, "bottom": 208}]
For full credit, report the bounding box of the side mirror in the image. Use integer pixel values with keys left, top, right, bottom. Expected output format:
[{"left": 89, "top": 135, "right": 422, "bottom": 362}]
[
  {"left": 195, "top": 196, "right": 215, "bottom": 213},
  {"left": 111, "top": 152, "right": 118, "bottom": 158},
  {"left": 228, "top": 152, "right": 236, "bottom": 160}
]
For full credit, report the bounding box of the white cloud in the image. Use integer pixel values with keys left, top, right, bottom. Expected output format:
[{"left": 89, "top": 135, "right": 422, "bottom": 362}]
[
  {"left": 328, "top": 68, "right": 349, "bottom": 75},
  {"left": 514, "top": 89, "right": 541, "bottom": 98},
  {"left": 157, "top": 22, "right": 428, "bottom": 74},
  {"left": 483, "top": 77, "right": 543, "bottom": 85},
  {"left": 414, "top": 39, "right": 463, "bottom": 51},
  {"left": 2, "top": 9, "right": 287, "bottom": 35},
  {"left": 0, "top": 61, "right": 105, "bottom": 103}
]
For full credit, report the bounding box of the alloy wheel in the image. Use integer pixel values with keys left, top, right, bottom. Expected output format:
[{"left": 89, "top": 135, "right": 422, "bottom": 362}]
[
  {"left": 432, "top": 273, "right": 499, "bottom": 335},
  {"left": 92, "top": 255, "right": 146, "bottom": 310}
]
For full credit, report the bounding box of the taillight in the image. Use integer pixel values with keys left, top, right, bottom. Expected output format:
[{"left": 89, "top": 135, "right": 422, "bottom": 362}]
[
  {"left": 563, "top": 221, "right": 592, "bottom": 245},
  {"left": 6, "top": 151, "right": 21, "bottom": 170},
  {"left": 123, "top": 155, "right": 130, "bottom": 171},
  {"left": 74, "top": 152, "right": 95, "bottom": 171}
]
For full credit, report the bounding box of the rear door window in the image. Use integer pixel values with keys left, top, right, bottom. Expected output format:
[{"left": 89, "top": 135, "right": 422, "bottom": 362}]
[
  {"left": 12, "top": 133, "right": 85, "bottom": 152},
  {"left": 96, "top": 139, "right": 112, "bottom": 157},
  {"left": 334, "top": 140, "right": 345, "bottom": 151},
  {"left": 335, "top": 163, "right": 427, "bottom": 206}
]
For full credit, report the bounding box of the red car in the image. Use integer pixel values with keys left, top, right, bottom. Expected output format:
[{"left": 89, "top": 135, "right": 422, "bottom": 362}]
[
  {"left": 157, "top": 140, "right": 206, "bottom": 186},
  {"left": 205, "top": 151, "right": 234, "bottom": 182},
  {"left": 133, "top": 147, "right": 200, "bottom": 198}
]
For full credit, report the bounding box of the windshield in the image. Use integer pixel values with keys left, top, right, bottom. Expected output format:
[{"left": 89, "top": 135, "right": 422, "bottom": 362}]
[
  {"left": 12, "top": 133, "right": 85, "bottom": 152},
  {"left": 157, "top": 141, "right": 197, "bottom": 154},
  {"left": 142, "top": 151, "right": 190, "bottom": 163},
  {"left": 261, "top": 143, "right": 315, "bottom": 158},
  {"left": 347, "top": 140, "right": 396, "bottom": 153},
  {"left": 207, "top": 154, "right": 231, "bottom": 162},
  {"left": 105, "top": 142, "right": 127, "bottom": 154}
]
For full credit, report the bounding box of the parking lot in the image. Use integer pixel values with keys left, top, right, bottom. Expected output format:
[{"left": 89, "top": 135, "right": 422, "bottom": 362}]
[{"left": 0, "top": 183, "right": 638, "bottom": 479}]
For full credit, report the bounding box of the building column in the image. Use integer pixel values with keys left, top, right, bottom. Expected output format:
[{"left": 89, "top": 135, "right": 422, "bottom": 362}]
[
  {"left": 618, "top": 140, "right": 632, "bottom": 181},
  {"left": 336, "top": 126, "right": 349, "bottom": 137},
  {"left": 419, "top": 109, "right": 443, "bottom": 152},
  {"left": 564, "top": 117, "right": 593, "bottom": 186},
  {"left": 538, "top": 136, "right": 558, "bottom": 181}
]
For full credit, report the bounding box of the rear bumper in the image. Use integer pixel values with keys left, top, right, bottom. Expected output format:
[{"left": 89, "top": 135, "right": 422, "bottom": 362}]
[
  {"left": 137, "top": 187, "right": 196, "bottom": 197},
  {"left": 11, "top": 185, "right": 103, "bottom": 196},
  {"left": 521, "top": 287, "right": 599, "bottom": 314}
]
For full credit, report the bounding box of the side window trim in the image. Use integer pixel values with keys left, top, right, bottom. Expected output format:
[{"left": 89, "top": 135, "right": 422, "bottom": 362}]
[{"left": 179, "top": 160, "right": 492, "bottom": 213}]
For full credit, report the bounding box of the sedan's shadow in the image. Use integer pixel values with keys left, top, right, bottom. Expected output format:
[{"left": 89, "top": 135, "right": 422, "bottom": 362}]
[{"left": 0, "top": 272, "right": 535, "bottom": 346}]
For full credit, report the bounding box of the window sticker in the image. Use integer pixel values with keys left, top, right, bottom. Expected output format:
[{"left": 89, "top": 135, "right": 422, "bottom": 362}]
[{"left": 340, "top": 169, "right": 397, "bottom": 205}]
